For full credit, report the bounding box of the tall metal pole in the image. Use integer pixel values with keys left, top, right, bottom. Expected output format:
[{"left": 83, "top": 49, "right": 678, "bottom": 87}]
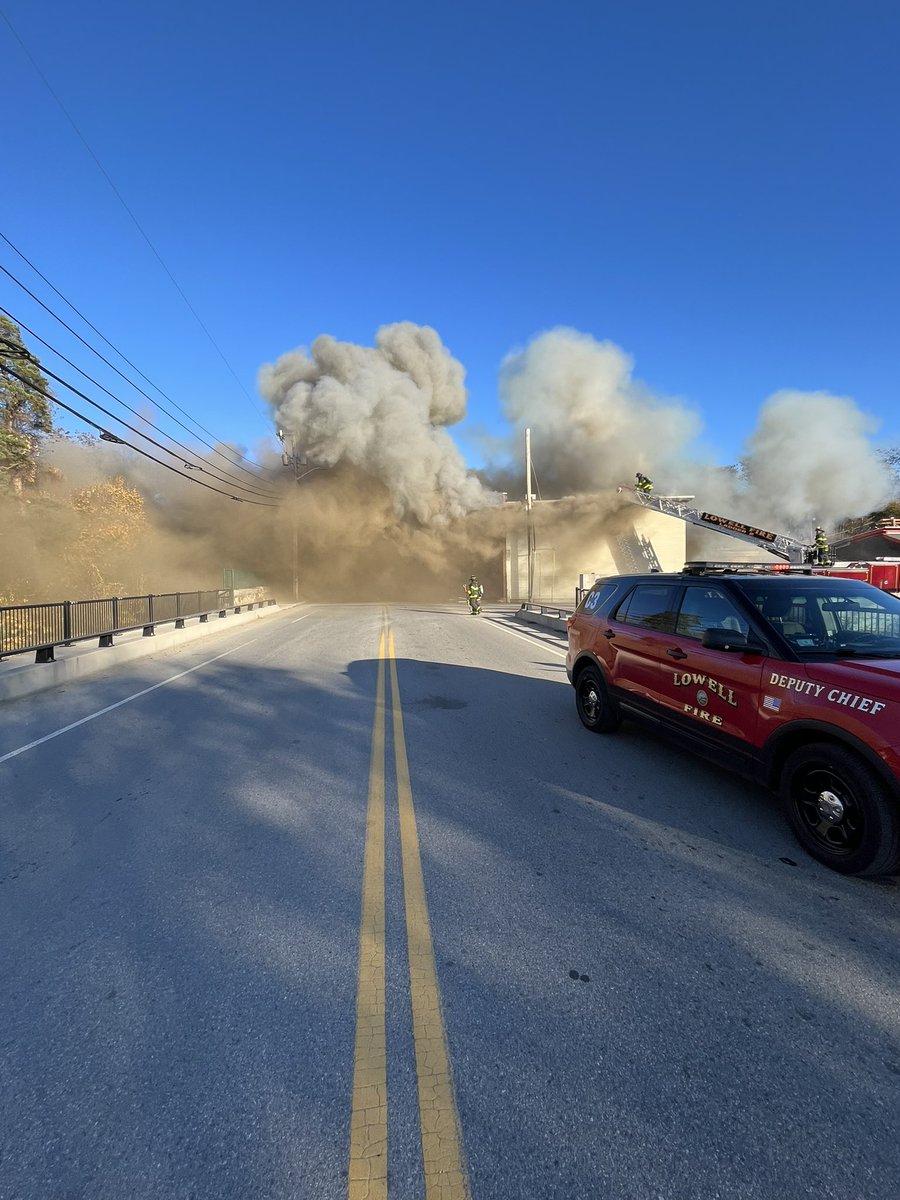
[
  {"left": 278, "top": 428, "right": 329, "bottom": 601},
  {"left": 279, "top": 428, "right": 301, "bottom": 602},
  {"left": 525, "top": 428, "right": 535, "bottom": 602},
  {"left": 290, "top": 434, "right": 300, "bottom": 602},
  {"left": 292, "top": 505, "right": 299, "bottom": 602}
]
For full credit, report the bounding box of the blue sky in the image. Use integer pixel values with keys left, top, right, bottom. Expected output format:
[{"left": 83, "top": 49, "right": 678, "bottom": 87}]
[{"left": 4, "top": 0, "right": 899, "bottom": 476}]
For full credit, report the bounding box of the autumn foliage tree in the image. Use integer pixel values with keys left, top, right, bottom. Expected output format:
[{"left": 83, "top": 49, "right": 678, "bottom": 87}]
[{"left": 67, "top": 475, "right": 148, "bottom": 595}]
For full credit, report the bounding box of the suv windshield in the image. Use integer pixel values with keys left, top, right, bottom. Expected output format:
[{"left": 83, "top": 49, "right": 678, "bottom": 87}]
[{"left": 736, "top": 580, "right": 900, "bottom": 657}]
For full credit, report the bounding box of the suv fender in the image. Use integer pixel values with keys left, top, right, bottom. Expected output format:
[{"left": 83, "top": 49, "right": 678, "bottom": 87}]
[
  {"left": 762, "top": 719, "right": 900, "bottom": 798},
  {"left": 571, "top": 650, "right": 610, "bottom": 684}
]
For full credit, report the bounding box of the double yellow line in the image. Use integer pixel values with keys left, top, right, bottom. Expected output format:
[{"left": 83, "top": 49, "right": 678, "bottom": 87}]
[{"left": 348, "top": 615, "right": 470, "bottom": 1199}]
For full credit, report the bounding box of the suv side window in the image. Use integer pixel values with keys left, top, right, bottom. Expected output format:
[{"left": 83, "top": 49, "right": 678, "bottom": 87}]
[
  {"left": 580, "top": 582, "right": 618, "bottom": 615},
  {"left": 676, "top": 586, "right": 749, "bottom": 640},
  {"left": 614, "top": 584, "right": 678, "bottom": 633}
]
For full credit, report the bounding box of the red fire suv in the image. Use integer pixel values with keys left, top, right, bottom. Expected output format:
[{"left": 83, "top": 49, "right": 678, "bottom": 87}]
[{"left": 566, "top": 565, "right": 900, "bottom": 876}]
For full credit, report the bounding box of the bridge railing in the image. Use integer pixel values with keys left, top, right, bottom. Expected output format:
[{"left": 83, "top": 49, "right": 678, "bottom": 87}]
[{"left": 0, "top": 588, "right": 275, "bottom": 664}]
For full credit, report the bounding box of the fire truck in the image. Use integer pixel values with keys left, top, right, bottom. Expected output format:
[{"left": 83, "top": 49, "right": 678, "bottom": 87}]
[{"left": 812, "top": 560, "right": 900, "bottom": 595}]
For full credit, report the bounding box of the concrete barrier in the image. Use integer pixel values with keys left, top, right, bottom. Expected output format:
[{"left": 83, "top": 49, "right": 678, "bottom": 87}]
[
  {"left": 0, "top": 603, "right": 288, "bottom": 704},
  {"left": 515, "top": 605, "right": 570, "bottom": 634}
]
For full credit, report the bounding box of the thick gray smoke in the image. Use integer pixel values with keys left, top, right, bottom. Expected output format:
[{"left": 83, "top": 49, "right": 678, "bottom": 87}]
[
  {"left": 498, "top": 328, "right": 894, "bottom": 535},
  {"left": 742, "top": 390, "right": 894, "bottom": 526},
  {"left": 258, "top": 323, "right": 501, "bottom": 525},
  {"left": 499, "top": 329, "right": 702, "bottom": 494}
]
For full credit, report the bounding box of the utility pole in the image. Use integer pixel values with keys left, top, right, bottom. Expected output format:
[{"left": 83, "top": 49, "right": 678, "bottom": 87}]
[
  {"left": 525, "top": 427, "right": 535, "bottom": 602},
  {"left": 277, "top": 428, "right": 315, "bottom": 603}
]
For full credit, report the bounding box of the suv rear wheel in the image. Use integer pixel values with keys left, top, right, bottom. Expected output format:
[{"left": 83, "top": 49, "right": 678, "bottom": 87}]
[
  {"left": 575, "top": 664, "right": 621, "bottom": 734},
  {"left": 780, "top": 743, "right": 900, "bottom": 876}
]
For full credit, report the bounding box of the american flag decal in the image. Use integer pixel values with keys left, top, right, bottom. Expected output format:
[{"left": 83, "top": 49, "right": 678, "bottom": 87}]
[{"left": 762, "top": 696, "right": 782, "bottom": 712}]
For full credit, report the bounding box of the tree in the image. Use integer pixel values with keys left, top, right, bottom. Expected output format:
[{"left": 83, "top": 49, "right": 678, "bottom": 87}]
[
  {"left": 0, "top": 315, "right": 53, "bottom": 493},
  {"left": 863, "top": 449, "right": 900, "bottom": 523},
  {"left": 67, "top": 475, "right": 147, "bottom": 595}
]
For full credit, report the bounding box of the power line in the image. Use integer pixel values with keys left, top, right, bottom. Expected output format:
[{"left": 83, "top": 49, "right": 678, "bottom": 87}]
[
  {"left": 0, "top": 244, "right": 280, "bottom": 482},
  {"left": 0, "top": 8, "right": 270, "bottom": 423},
  {"left": 0, "top": 331, "right": 278, "bottom": 500},
  {"left": 2, "top": 359, "right": 281, "bottom": 508},
  {"left": 1, "top": 306, "right": 280, "bottom": 499}
]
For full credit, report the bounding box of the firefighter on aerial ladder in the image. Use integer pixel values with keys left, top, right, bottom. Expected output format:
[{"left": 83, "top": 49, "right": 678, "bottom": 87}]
[
  {"left": 815, "top": 526, "right": 831, "bottom": 565},
  {"left": 635, "top": 472, "right": 654, "bottom": 496}
]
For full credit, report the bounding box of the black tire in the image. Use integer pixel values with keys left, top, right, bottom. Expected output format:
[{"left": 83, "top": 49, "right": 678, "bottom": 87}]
[
  {"left": 779, "top": 742, "right": 900, "bottom": 876},
  {"left": 575, "top": 664, "right": 621, "bottom": 734}
]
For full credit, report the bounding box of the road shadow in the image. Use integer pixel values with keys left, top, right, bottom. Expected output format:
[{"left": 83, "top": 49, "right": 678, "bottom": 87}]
[{"left": 1, "top": 648, "right": 898, "bottom": 1198}]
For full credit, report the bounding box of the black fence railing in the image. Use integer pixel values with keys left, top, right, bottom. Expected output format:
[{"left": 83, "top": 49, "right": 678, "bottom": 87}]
[{"left": 0, "top": 588, "right": 275, "bottom": 664}]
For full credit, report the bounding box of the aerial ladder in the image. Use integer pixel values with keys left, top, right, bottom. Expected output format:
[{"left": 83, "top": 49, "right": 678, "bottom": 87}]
[{"left": 616, "top": 486, "right": 815, "bottom": 564}]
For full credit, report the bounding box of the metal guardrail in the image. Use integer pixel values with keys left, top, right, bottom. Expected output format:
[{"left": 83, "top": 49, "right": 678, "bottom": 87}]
[
  {"left": 0, "top": 588, "right": 276, "bottom": 664},
  {"left": 519, "top": 601, "right": 574, "bottom": 620}
]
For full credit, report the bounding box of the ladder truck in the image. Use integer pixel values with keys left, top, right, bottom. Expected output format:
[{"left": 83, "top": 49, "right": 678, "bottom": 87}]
[
  {"left": 618, "top": 486, "right": 900, "bottom": 595},
  {"left": 616, "top": 486, "right": 815, "bottom": 563}
]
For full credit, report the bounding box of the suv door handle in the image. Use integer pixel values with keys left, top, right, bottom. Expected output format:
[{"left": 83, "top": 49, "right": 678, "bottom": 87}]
[
  {"left": 666, "top": 647, "right": 688, "bottom": 660},
  {"left": 602, "top": 629, "right": 616, "bottom": 639}
]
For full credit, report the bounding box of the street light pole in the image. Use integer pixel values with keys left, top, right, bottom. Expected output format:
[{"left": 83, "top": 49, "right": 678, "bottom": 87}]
[
  {"left": 278, "top": 429, "right": 303, "bottom": 602},
  {"left": 525, "top": 427, "right": 535, "bottom": 603},
  {"left": 277, "top": 428, "right": 328, "bottom": 603}
]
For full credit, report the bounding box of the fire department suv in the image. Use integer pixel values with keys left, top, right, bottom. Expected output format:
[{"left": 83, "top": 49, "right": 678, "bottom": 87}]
[{"left": 566, "top": 565, "right": 900, "bottom": 876}]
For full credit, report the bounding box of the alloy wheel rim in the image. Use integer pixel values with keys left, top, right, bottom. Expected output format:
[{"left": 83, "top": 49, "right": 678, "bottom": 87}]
[
  {"left": 794, "top": 765, "right": 865, "bottom": 856},
  {"left": 580, "top": 680, "right": 600, "bottom": 722}
]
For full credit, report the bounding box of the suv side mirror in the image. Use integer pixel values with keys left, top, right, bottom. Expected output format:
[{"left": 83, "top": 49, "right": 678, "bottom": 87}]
[{"left": 701, "top": 628, "right": 765, "bottom": 655}]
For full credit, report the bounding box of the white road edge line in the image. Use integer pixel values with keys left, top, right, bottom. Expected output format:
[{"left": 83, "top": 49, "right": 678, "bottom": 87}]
[
  {"left": 0, "top": 638, "right": 260, "bottom": 764},
  {"left": 486, "top": 618, "right": 568, "bottom": 658}
]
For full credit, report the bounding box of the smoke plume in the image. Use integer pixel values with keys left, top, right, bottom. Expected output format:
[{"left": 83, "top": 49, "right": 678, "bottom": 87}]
[
  {"left": 496, "top": 328, "right": 894, "bottom": 537},
  {"left": 4, "top": 322, "right": 897, "bottom": 608},
  {"left": 258, "top": 323, "right": 501, "bottom": 525},
  {"left": 498, "top": 329, "right": 703, "bottom": 495},
  {"left": 741, "top": 390, "right": 894, "bottom": 526}
]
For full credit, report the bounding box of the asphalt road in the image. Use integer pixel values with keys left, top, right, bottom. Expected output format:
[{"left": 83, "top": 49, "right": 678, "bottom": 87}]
[{"left": 1, "top": 603, "right": 899, "bottom": 1200}]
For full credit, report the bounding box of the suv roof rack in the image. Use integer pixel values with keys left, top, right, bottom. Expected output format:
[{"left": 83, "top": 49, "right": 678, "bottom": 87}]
[{"left": 681, "top": 561, "right": 817, "bottom": 577}]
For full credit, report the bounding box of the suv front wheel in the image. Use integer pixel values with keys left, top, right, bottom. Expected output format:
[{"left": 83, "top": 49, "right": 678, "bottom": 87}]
[
  {"left": 780, "top": 743, "right": 900, "bottom": 876},
  {"left": 575, "top": 664, "right": 621, "bottom": 734}
]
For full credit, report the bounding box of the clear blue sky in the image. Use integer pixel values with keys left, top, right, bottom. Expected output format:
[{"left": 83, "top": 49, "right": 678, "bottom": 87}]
[{"left": 4, "top": 0, "right": 899, "bottom": 473}]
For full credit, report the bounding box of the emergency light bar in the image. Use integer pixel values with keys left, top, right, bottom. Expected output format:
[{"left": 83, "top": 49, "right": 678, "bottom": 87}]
[{"left": 681, "top": 561, "right": 816, "bottom": 576}]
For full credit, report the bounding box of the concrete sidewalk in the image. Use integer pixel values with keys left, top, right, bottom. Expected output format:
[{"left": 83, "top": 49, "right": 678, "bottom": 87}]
[{"left": 0, "top": 603, "right": 289, "bottom": 704}]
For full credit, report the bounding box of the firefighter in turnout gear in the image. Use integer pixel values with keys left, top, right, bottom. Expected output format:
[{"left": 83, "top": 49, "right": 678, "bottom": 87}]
[
  {"left": 815, "top": 526, "right": 831, "bottom": 565},
  {"left": 635, "top": 472, "right": 653, "bottom": 496},
  {"left": 465, "top": 575, "right": 484, "bottom": 615}
]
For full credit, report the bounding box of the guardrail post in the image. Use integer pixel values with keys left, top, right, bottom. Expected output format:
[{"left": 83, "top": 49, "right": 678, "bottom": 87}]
[
  {"left": 63, "top": 600, "right": 73, "bottom": 645},
  {"left": 143, "top": 593, "right": 155, "bottom": 637}
]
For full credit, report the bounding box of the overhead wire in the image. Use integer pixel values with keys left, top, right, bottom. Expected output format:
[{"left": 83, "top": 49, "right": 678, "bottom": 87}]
[
  {"left": 1, "top": 355, "right": 281, "bottom": 508},
  {"left": 0, "top": 8, "right": 270, "bottom": 423},
  {"left": 0, "top": 244, "right": 281, "bottom": 482},
  {"left": 1, "top": 304, "right": 281, "bottom": 499}
]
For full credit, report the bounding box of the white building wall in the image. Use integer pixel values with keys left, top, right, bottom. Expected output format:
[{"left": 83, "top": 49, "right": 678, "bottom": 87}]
[{"left": 506, "top": 502, "right": 687, "bottom": 604}]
